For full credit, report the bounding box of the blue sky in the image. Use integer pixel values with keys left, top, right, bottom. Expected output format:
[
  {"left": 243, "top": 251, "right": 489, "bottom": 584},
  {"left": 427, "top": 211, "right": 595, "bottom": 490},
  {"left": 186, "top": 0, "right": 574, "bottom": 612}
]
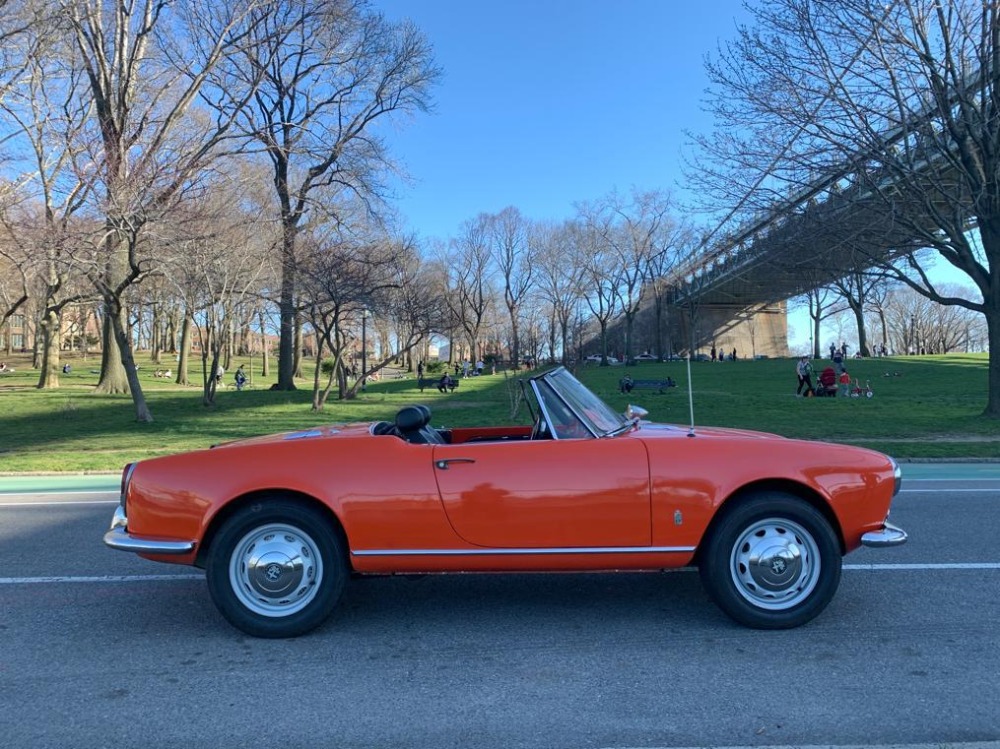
[
  {"left": 374, "top": 0, "right": 752, "bottom": 240},
  {"left": 370, "top": 1, "right": 974, "bottom": 353}
]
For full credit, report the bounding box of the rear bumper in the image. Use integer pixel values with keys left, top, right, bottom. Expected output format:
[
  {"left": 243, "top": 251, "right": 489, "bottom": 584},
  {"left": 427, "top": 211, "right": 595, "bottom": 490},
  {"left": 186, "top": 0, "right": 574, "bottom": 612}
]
[
  {"left": 860, "top": 520, "right": 908, "bottom": 548},
  {"left": 103, "top": 506, "right": 196, "bottom": 555}
]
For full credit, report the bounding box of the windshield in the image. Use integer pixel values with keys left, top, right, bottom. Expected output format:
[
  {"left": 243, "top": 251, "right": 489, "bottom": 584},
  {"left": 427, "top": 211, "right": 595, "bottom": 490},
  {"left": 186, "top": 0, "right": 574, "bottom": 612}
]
[{"left": 530, "top": 367, "right": 628, "bottom": 439}]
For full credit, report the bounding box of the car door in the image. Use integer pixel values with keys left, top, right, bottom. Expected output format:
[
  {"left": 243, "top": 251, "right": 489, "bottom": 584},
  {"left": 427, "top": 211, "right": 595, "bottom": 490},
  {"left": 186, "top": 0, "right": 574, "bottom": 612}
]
[{"left": 431, "top": 437, "right": 650, "bottom": 549}]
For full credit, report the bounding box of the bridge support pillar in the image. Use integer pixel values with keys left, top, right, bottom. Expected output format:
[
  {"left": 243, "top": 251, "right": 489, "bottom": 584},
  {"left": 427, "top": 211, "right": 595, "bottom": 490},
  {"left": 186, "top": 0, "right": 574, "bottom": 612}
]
[{"left": 672, "top": 302, "right": 788, "bottom": 360}]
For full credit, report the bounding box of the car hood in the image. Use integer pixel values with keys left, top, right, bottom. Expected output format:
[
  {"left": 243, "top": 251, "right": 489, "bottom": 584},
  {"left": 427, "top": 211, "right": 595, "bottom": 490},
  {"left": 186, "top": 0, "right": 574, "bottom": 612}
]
[{"left": 635, "top": 422, "right": 784, "bottom": 440}]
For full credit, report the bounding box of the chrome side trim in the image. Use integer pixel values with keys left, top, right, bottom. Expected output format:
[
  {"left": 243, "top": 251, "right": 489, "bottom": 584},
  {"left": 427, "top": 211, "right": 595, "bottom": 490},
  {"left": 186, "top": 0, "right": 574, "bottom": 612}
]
[
  {"left": 103, "top": 508, "right": 196, "bottom": 555},
  {"left": 861, "top": 521, "right": 908, "bottom": 548},
  {"left": 352, "top": 545, "right": 696, "bottom": 557}
]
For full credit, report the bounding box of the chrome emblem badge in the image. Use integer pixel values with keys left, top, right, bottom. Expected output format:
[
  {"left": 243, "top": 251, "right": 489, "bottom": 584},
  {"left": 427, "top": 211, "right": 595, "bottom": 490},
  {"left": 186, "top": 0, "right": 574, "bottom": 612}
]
[
  {"left": 770, "top": 558, "right": 787, "bottom": 575},
  {"left": 265, "top": 563, "right": 283, "bottom": 581}
]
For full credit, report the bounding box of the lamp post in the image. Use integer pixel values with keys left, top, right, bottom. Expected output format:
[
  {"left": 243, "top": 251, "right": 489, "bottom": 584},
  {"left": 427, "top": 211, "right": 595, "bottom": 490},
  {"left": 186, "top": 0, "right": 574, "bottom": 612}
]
[{"left": 361, "top": 309, "right": 369, "bottom": 390}]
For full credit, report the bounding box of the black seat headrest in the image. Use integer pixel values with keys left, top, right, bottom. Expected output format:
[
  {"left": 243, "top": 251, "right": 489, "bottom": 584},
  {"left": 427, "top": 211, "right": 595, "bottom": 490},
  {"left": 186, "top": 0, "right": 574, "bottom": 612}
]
[
  {"left": 372, "top": 421, "right": 395, "bottom": 436},
  {"left": 395, "top": 406, "right": 428, "bottom": 433}
]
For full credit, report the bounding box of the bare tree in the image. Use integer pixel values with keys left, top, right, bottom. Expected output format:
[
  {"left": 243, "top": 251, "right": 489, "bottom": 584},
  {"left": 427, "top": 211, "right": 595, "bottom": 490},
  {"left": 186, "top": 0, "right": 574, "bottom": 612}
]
[
  {"left": 533, "top": 221, "right": 584, "bottom": 365},
  {"left": 596, "top": 189, "right": 676, "bottom": 364},
  {"left": 164, "top": 201, "right": 270, "bottom": 406},
  {"left": 698, "top": 0, "right": 1000, "bottom": 416},
  {"left": 0, "top": 244, "right": 30, "bottom": 327},
  {"left": 1, "top": 46, "right": 98, "bottom": 388},
  {"left": 214, "top": 0, "right": 440, "bottom": 391},
  {"left": 884, "top": 284, "right": 983, "bottom": 356},
  {"left": 298, "top": 225, "right": 403, "bottom": 408},
  {"left": 831, "top": 267, "right": 888, "bottom": 357},
  {"left": 49, "top": 0, "right": 265, "bottom": 421},
  {"left": 645, "top": 221, "right": 693, "bottom": 361},
  {"left": 449, "top": 215, "right": 495, "bottom": 363},
  {"left": 573, "top": 214, "right": 621, "bottom": 363},
  {"left": 487, "top": 206, "right": 534, "bottom": 369}
]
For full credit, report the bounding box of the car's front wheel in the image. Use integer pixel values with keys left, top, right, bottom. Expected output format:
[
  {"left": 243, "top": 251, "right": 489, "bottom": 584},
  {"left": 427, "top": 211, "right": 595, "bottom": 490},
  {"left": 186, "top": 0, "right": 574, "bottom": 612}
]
[
  {"left": 698, "top": 494, "right": 841, "bottom": 629},
  {"left": 206, "top": 499, "right": 347, "bottom": 638}
]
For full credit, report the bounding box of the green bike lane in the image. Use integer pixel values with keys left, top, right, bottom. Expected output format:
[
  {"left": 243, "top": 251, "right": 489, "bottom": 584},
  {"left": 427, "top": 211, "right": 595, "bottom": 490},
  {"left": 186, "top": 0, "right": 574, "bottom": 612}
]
[
  {"left": 1, "top": 462, "right": 998, "bottom": 495},
  {"left": 0, "top": 473, "right": 119, "bottom": 494}
]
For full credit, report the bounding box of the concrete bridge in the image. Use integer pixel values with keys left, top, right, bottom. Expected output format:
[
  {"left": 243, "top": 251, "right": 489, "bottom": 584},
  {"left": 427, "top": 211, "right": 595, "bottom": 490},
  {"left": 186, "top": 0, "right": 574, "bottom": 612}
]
[{"left": 662, "top": 121, "right": 950, "bottom": 359}]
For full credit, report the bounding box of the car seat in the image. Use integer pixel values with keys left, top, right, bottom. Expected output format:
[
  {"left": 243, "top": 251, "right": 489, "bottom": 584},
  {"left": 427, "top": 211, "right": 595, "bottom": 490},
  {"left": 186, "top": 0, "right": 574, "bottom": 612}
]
[{"left": 394, "top": 405, "right": 445, "bottom": 444}]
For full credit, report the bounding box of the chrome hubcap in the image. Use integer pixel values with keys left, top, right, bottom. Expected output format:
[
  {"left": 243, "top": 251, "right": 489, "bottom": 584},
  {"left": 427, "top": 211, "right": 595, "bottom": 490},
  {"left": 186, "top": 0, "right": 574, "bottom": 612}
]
[
  {"left": 730, "top": 518, "right": 820, "bottom": 610},
  {"left": 230, "top": 523, "right": 322, "bottom": 618}
]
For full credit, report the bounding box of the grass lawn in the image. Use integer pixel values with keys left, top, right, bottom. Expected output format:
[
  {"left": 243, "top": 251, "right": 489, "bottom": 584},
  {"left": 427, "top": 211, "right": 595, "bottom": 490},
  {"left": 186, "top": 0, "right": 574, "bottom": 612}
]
[{"left": 0, "top": 351, "right": 995, "bottom": 474}]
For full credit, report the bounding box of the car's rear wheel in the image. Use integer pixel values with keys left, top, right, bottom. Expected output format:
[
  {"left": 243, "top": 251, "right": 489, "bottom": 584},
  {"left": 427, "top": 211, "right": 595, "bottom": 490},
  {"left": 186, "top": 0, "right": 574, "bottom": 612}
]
[
  {"left": 698, "top": 494, "right": 841, "bottom": 629},
  {"left": 206, "top": 499, "right": 346, "bottom": 638}
]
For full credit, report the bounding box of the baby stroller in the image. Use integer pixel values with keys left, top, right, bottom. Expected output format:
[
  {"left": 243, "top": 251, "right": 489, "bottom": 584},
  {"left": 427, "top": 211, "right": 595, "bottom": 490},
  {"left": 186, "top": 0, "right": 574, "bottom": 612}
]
[{"left": 813, "top": 366, "right": 838, "bottom": 397}]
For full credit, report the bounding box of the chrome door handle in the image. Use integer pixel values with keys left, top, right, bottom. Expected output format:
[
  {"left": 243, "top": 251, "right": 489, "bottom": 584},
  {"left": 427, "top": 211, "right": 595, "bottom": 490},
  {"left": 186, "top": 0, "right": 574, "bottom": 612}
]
[{"left": 435, "top": 458, "right": 476, "bottom": 470}]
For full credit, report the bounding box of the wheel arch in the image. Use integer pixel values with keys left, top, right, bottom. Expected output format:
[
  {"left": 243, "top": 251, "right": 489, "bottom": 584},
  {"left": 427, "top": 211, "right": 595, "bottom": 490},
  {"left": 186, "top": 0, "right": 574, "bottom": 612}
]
[
  {"left": 194, "top": 489, "right": 350, "bottom": 570},
  {"left": 697, "top": 478, "right": 846, "bottom": 562}
]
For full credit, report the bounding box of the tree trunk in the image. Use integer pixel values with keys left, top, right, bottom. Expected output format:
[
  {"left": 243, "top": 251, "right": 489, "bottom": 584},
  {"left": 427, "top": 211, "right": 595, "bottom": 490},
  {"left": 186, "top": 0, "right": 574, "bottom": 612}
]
[
  {"left": 337, "top": 361, "right": 350, "bottom": 400},
  {"left": 985, "top": 300, "right": 1000, "bottom": 418},
  {"left": 202, "top": 354, "right": 218, "bottom": 406},
  {"left": 548, "top": 311, "right": 557, "bottom": 365},
  {"left": 310, "top": 334, "right": 327, "bottom": 410},
  {"left": 293, "top": 317, "right": 304, "bottom": 379},
  {"left": 108, "top": 308, "right": 152, "bottom": 422},
  {"left": 166, "top": 310, "right": 178, "bottom": 354},
  {"left": 256, "top": 310, "right": 269, "bottom": 379},
  {"left": 510, "top": 315, "right": 520, "bottom": 370},
  {"left": 812, "top": 314, "right": 821, "bottom": 359},
  {"left": 653, "top": 293, "right": 665, "bottom": 360},
  {"left": 36, "top": 309, "right": 62, "bottom": 390},
  {"left": 624, "top": 312, "right": 635, "bottom": 364},
  {"left": 849, "top": 300, "right": 869, "bottom": 358},
  {"left": 95, "top": 309, "right": 130, "bottom": 395},
  {"left": 276, "top": 225, "right": 298, "bottom": 390},
  {"left": 176, "top": 313, "right": 192, "bottom": 386}
]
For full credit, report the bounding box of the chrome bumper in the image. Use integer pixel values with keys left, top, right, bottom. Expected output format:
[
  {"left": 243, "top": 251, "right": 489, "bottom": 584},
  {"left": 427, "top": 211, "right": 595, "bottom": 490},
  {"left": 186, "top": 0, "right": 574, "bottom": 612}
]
[
  {"left": 860, "top": 521, "right": 908, "bottom": 548},
  {"left": 103, "top": 506, "right": 196, "bottom": 555}
]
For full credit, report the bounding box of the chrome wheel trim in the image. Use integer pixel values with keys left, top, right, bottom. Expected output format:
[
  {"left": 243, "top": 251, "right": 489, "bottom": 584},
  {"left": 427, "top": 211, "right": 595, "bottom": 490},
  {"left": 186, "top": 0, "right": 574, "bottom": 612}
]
[
  {"left": 229, "top": 523, "right": 323, "bottom": 618},
  {"left": 729, "top": 517, "right": 820, "bottom": 611}
]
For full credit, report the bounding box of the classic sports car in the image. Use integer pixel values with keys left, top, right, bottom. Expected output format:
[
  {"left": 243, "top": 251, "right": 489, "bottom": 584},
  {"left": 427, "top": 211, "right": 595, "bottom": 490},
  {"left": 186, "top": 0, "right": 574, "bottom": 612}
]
[{"left": 105, "top": 366, "right": 906, "bottom": 638}]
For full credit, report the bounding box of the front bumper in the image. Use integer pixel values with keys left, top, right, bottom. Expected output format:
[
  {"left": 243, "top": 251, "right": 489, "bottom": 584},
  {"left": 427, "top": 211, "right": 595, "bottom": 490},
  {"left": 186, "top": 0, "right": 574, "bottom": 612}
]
[
  {"left": 103, "top": 506, "right": 196, "bottom": 555},
  {"left": 860, "top": 520, "right": 908, "bottom": 548}
]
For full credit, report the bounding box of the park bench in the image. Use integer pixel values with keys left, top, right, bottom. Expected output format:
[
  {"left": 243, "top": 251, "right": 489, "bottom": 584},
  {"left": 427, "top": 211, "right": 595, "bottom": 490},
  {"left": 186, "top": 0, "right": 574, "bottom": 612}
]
[
  {"left": 417, "top": 377, "right": 460, "bottom": 393},
  {"left": 619, "top": 377, "right": 676, "bottom": 394}
]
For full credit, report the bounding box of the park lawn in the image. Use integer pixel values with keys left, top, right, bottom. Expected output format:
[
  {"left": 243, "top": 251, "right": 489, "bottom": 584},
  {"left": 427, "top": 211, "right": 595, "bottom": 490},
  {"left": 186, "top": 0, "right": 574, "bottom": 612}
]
[{"left": 0, "top": 352, "right": 995, "bottom": 474}]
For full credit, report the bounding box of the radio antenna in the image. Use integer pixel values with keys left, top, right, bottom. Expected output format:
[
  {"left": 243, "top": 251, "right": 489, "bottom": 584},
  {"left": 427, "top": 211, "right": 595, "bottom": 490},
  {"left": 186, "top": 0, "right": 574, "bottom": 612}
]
[{"left": 686, "top": 354, "right": 696, "bottom": 438}]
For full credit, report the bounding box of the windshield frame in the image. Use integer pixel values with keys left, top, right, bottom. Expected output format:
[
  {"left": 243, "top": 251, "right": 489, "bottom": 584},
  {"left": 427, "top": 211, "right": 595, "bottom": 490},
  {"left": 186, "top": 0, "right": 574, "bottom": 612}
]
[{"left": 528, "top": 366, "right": 629, "bottom": 439}]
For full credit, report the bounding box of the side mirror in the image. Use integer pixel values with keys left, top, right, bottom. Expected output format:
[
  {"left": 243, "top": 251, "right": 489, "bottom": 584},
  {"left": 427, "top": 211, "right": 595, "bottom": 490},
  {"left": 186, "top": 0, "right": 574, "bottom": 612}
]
[{"left": 625, "top": 404, "right": 648, "bottom": 421}]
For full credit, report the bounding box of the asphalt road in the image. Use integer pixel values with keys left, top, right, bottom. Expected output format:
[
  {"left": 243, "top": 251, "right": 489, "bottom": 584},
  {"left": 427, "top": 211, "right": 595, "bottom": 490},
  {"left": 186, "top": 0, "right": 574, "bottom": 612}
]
[{"left": 0, "top": 466, "right": 998, "bottom": 749}]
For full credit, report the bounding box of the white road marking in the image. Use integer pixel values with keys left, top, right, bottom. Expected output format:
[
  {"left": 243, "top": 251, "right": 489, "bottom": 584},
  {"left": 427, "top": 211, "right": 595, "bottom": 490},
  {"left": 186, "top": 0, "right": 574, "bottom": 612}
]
[
  {"left": 0, "top": 574, "right": 203, "bottom": 584},
  {"left": 844, "top": 562, "right": 1000, "bottom": 570},
  {"left": 900, "top": 488, "right": 1000, "bottom": 493},
  {"left": 1, "top": 563, "right": 997, "bottom": 585},
  {"left": 0, "top": 499, "right": 119, "bottom": 507},
  {"left": 0, "top": 489, "right": 121, "bottom": 497}
]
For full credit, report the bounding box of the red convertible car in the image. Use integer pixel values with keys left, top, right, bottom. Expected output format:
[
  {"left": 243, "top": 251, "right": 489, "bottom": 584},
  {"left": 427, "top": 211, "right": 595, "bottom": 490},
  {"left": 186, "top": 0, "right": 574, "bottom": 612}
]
[{"left": 105, "top": 366, "right": 906, "bottom": 638}]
